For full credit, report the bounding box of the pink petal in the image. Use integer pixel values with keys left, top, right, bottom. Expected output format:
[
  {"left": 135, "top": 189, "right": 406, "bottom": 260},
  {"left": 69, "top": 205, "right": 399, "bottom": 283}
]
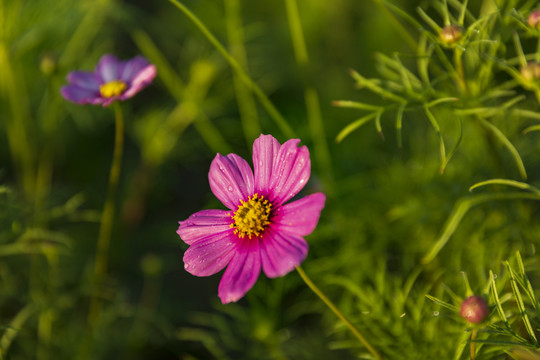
[
  {"left": 272, "top": 193, "right": 326, "bottom": 237},
  {"left": 260, "top": 228, "right": 308, "bottom": 278},
  {"left": 253, "top": 134, "right": 281, "bottom": 196},
  {"left": 183, "top": 231, "right": 237, "bottom": 277},
  {"left": 95, "top": 54, "right": 120, "bottom": 82},
  {"left": 218, "top": 238, "right": 261, "bottom": 303},
  {"left": 121, "top": 64, "right": 157, "bottom": 99},
  {"left": 120, "top": 55, "right": 152, "bottom": 82},
  {"left": 268, "top": 139, "right": 311, "bottom": 206},
  {"left": 209, "top": 153, "right": 254, "bottom": 210},
  {"left": 177, "top": 209, "right": 232, "bottom": 245}
]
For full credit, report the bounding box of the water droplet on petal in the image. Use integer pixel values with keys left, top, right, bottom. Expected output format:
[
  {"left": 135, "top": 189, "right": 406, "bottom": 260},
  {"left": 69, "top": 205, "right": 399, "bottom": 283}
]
[
  {"left": 184, "top": 263, "right": 190, "bottom": 270},
  {"left": 227, "top": 186, "right": 234, "bottom": 192}
]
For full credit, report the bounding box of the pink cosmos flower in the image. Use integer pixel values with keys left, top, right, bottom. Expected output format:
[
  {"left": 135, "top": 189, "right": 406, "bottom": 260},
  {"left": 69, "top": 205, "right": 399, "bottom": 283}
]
[
  {"left": 60, "top": 54, "right": 156, "bottom": 107},
  {"left": 177, "top": 134, "right": 326, "bottom": 304}
]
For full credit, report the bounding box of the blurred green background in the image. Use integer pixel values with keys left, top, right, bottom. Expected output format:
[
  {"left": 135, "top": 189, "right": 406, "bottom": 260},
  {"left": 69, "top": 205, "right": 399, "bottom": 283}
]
[{"left": 2, "top": 0, "right": 540, "bottom": 359}]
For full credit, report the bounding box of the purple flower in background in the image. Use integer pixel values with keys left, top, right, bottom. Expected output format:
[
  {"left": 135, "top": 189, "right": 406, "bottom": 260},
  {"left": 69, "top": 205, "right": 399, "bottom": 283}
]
[
  {"left": 177, "top": 134, "right": 326, "bottom": 304},
  {"left": 61, "top": 54, "right": 156, "bottom": 106}
]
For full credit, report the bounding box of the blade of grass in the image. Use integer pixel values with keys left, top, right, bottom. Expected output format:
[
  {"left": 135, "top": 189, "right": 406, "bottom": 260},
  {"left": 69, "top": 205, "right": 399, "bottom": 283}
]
[
  {"left": 371, "top": 0, "right": 420, "bottom": 49},
  {"left": 0, "top": 303, "right": 36, "bottom": 359},
  {"left": 440, "top": 116, "right": 462, "bottom": 173},
  {"left": 167, "top": 0, "right": 295, "bottom": 138},
  {"left": 476, "top": 116, "right": 527, "bottom": 179},
  {"left": 423, "top": 106, "right": 446, "bottom": 173},
  {"left": 425, "top": 294, "right": 459, "bottom": 312},
  {"left": 332, "top": 100, "right": 384, "bottom": 112},
  {"left": 336, "top": 112, "right": 381, "bottom": 143},
  {"left": 523, "top": 125, "right": 540, "bottom": 134},
  {"left": 396, "top": 103, "right": 405, "bottom": 151},
  {"left": 422, "top": 192, "right": 540, "bottom": 263},
  {"left": 469, "top": 179, "right": 540, "bottom": 195},
  {"left": 417, "top": 7, "right": 442, "bottom": 33},
  {"left": 132, "top": 30, "right": 185, "bottom": 98},
  {"left": 225, "top": 0, "right": 261, "bottom": 144},
  {"left": 490, "top": 270, "right": 508, "bottom": 323},
  {"left": 458, "top": 0, "right": 469, "bottom": 25},
  {"left": 350, "top": 69, "right": 406, "bottom": 103},
  {"left": 284, "top": 0, "right": 334, "bottom": 188},
  {"left": 505, "top": 262, "right": 538, "bottom": 345},
  {"left": 514, "top": 251, "right": 540, "bottom": 312}
]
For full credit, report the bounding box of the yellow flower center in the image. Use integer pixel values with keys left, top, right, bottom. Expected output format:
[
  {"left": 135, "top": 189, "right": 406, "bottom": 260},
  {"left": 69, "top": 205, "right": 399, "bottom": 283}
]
[
  {"left": 99, "top": 80, "right": 127, "bottom": 98},
  {"left": 230, "top": 193, "right": 272, "bottom": 239}
]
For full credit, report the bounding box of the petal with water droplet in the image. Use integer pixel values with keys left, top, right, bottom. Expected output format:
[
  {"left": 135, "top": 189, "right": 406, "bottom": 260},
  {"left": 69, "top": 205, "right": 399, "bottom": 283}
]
[{"left": 209, "top": 153, "right": 254, "bottom": 210}]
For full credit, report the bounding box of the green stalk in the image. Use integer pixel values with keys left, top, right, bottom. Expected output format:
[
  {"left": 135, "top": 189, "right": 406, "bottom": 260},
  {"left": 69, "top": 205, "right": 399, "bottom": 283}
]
[
  {"left": 454, "top": 48, "right": 467, "bottom": 94},
  {"left": 0, "top": 42, "right": 35, "bottom": 197},
  {"left": 89, "top": 103, "right": 124, "bottom": 324},
  {"left": 167, "top": 0, "right": 295, "bottom": 139},
  {"left": 224, "top": 0, "right": 261, "bottom": 144},
  {"left": 285, "top": 0, "right": 308, "bottom": 65},
  {"left": 470, "top": 328, "right": 478, "bottom": 359},
  {"left": 296, "top": 266, "right": 383, "bottom": 360},
  {"left": 0, "top": 303, "right": 36, "bottom": 360},
  {"left": 284, "top": 0, "right": 334, "bottom": 189}
]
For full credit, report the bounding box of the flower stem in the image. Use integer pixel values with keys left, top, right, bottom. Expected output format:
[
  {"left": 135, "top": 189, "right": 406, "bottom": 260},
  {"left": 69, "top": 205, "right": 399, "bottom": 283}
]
[
  {"left": 295, "top": 266, "right": 383, "bottom": 360},
  {"left": 89, "top": 102, "right": 124, "bottom": 324},
  {"left": 470, "top": 328, "right": 478, "bottom": 359},
  {"left": 167, "top": 0, "right": 295, "bottom": 139},
  {"left": 224, "top": 0, "right": 262, "bottom": 144},
  {"left": 284, "top": 0, "right": 334, "bottom": 193}
]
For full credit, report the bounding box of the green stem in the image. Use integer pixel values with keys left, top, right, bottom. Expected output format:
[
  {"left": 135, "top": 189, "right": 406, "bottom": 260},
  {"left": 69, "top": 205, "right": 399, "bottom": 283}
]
[
  {"left": 285, "top": 0, "right": 308, "bottom": 65},
  {"left": 284, "top": 0, "right": 334, "bottom": 190},
  {"left": 0, "top": 303, "right": 36, "bottom": 360},
  {"left": 296, "top": 266, "right": 383, "bottom": 360},
  {"left": 224, "top": 0, "right": 261, "bottom": 144},
  {"left": 0, "top": 42, "right": 35, "bottom": 197},
  {"left": 454, "top": 48, "right": 467, "bottom": 94},
  {"left": 168, "top": 0, "right": 295, "bottom": 139},
  {"left": 470, "top": 328, "right": 477, "bottom": 359},
  {"left": 371, "top": 0, "right": 418, "bottom": 50},
  {"left": 89, "top": 103, "right": 124, "bottom": 324}
]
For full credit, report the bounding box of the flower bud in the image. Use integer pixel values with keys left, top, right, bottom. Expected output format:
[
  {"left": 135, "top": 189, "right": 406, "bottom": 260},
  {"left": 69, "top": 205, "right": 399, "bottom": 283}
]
[
  {"left": 520, "top": 62, "right": 540, "bottom": 81},
  {"left": 528, "top": 10, "right": 540, "bottom": 29},
  {"left": 440, "top": 25, "right": 463, "bottom": 44},
  {"left": 40, "top": 53, "right": 56, "bottom": 76},
  {"left": 460, "top": 295, "right": 489, "bottom": 324}
]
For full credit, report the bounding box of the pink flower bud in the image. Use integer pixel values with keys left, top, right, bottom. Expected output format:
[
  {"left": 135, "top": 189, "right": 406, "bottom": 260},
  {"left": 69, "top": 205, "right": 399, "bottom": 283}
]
[
  {"left": 528, "top": 10, "right": 540, "bottom": 28},
  {"left": 440, "top": 25, "right": 463, "bottom": 44},
  {"left": 460, "top": 295, "right": 489, "bottom": 324},
  {"left": 520, "top": 62, "right": 540, "bottom": 81}
]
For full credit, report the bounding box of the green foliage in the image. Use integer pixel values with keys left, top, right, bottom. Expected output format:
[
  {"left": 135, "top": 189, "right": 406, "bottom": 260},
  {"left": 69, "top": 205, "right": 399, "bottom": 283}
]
[{"left": 2, "top": 0, "right": 540, "bottom": 359}]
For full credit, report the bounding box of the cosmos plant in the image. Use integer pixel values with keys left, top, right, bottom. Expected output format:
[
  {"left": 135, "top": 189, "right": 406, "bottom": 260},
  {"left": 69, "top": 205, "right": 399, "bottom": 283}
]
[
  {"left": 177, "top": 134, "right": 326, "bottom": 303},
  {"left": 61, "top": 54, "right": 156, "bottom": 107}
]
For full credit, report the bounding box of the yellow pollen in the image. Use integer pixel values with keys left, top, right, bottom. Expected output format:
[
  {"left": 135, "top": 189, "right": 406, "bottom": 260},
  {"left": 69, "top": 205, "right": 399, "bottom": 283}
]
[
  {"left": 230, "top": 193, "right": 272, "bottom": 239},
  {"left": 99, "top": 80, "right": 127, "bottom": 98}
]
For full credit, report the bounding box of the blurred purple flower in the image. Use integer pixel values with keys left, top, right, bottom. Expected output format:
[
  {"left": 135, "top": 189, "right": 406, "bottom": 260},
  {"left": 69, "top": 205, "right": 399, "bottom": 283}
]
[
  {"left": 177, "top": 134, "right": 326, "bottom": 304},
  {"left": 61, "top": 54, "right": 156, "bottom": 107}
]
